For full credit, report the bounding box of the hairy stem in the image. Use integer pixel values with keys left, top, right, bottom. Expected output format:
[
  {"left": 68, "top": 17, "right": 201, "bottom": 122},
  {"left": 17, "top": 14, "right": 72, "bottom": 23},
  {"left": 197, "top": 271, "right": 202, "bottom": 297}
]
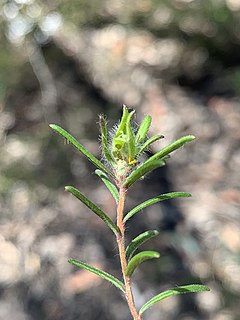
[{"left": 117, "top": 187, "right": 140, "bottom": 320}]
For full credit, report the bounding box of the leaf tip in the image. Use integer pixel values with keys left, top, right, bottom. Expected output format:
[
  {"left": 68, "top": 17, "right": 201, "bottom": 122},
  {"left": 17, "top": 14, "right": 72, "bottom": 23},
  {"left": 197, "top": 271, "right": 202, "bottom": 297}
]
[
  {"left": 68, "top": 258, "right": 74, "bottom": 264},
  {"left": 185, "top": 193, "right": 192, "bottom": 197},
  {"left": 49, "top": 124, "right": 56, "bottom": 129},
  {"left": 189, "top": 135, "right": 196, "bottom": 141},
  {"left": 205, "top": 286, "right": 210, "bottom": 291}
]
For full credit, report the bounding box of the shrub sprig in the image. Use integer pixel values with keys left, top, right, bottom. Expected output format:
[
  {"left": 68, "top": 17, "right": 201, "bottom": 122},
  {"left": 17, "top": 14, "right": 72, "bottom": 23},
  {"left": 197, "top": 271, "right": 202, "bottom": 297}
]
[{"left": 50, "top": 106, "right": 209, "bottom": 320}]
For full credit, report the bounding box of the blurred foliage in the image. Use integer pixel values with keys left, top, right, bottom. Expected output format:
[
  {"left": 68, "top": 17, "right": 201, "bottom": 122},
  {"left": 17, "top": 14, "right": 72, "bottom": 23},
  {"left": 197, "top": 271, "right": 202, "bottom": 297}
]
[{"left": 1, "top": 0, "right": 240, "bottom": 96}]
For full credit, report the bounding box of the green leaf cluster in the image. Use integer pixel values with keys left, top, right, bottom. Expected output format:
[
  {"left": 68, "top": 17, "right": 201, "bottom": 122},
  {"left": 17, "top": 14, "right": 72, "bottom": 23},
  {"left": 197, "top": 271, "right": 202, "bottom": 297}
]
[
  {"left": 99, "top": 105, "right": 166, "bottom": 181},
  {"left": 49, "top": 105, "right": 209, "bottom": 318},
  {"left": 50, "top": 106, "right": 194, "bottom": 187}
]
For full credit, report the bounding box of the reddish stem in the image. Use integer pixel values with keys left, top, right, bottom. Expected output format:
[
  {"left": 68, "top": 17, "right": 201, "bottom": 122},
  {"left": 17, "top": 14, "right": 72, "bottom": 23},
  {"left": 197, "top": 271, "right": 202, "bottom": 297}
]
[{"left": 116, "top": 187, "right": 141, "bottom": 320}]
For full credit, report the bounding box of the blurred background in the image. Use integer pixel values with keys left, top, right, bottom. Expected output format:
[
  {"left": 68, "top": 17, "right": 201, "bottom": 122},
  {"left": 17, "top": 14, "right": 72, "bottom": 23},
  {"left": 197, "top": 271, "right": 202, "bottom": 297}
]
[{"left": 0, "top": 0, "right": 240, "bottom": 319}]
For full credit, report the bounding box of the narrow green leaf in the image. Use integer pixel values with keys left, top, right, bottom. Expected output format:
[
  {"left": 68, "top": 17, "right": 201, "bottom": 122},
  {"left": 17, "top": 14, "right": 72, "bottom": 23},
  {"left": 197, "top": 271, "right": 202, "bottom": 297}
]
[
  {"left": 126, "top": 110, "right": 136, "bottom": 163},
  {"left": 124, "top": 192, "right": 191, "bottom": 222},
  {"left": 115, "top": 105, "right": 129, "bottom": 137},
  {"left": 49, "top": 124, "right": 112, "bottom": 177},
  {"left": 126, "top": 251, "right": 160, "bottom": 277},
  {"left": 126, "top": 230, "right": 159, "bottom": 260},
  {"left": 137, "top": 134, "right": 164, "bottom": 156},
  {"left": 95, "top": 169, "right": 119, "bottom": 203},
  {"left": 68, "top": 258, "right": 125, "bottom": 292},
  {"left": 144, "top": 135, "right": 195, "bottom": 165},
  {"left": 136, "top": 115, "right": 152, "bottom": 143},
  {"left": 124, "top": 159, "right": 165, "bottom": 188},
  {"left": 99, "top": 115, "right": 115, "bottom": 164},
  {"left": 139, "top": 284, "right": 210, "bottom": 315},
  {"left": 65, "top": 186, "right": 118, "bottom": 235}
]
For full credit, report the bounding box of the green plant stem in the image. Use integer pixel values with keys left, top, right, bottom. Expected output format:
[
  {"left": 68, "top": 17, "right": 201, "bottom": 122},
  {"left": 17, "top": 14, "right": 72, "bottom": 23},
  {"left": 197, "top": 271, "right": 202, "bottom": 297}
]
[{"left": 117, "top": 187, "right": 140, "bottom": 320}]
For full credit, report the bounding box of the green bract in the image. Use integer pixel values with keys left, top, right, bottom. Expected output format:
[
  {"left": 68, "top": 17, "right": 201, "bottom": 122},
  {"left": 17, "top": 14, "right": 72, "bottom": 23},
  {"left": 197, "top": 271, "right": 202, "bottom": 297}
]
[
  {"left": 50, "top": 105, "right": 209, "bottom": 320},
  {"left": 110, "top": 106, "right": 158, "bottom": 181}
]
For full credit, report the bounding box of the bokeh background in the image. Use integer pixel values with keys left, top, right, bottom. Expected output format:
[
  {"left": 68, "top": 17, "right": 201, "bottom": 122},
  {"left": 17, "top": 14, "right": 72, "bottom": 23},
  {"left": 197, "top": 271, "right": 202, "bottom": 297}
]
[{"left": 1, "top": 0, "right": 240, "bottom": 319}]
